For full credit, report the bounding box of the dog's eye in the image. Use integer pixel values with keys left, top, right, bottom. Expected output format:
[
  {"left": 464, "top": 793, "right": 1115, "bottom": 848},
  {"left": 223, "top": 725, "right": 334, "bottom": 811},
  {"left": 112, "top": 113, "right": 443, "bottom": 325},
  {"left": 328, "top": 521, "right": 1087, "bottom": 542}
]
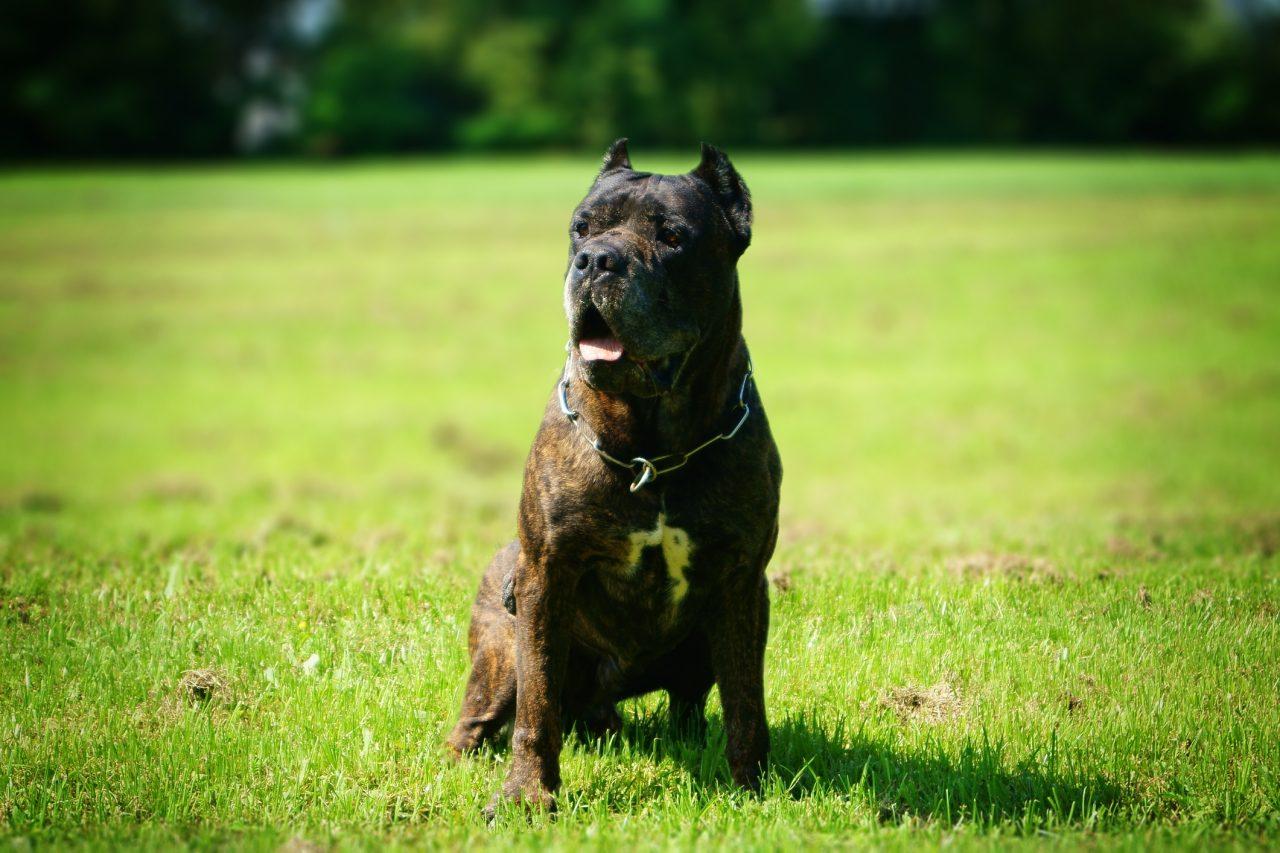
[
  {"left": 659, "top": 228, "right": 682, "bottom": 248},
  {"left": 573, "top": 220, "right": 589, "bottom": 238}
]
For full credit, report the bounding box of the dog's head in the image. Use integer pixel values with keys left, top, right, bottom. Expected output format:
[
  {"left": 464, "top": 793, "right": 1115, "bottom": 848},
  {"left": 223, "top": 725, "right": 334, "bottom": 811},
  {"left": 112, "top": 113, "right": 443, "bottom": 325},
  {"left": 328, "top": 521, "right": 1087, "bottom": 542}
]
[{"left": 565, "top": 139, "right": 752, "bottom": 397}]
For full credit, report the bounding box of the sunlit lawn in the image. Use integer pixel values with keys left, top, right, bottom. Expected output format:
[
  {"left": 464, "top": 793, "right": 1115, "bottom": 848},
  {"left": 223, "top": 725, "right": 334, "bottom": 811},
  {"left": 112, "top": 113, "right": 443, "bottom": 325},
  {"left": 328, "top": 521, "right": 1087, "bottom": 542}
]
[{"left": 2, "top": 152, "right": 1278, "bottom": 848}]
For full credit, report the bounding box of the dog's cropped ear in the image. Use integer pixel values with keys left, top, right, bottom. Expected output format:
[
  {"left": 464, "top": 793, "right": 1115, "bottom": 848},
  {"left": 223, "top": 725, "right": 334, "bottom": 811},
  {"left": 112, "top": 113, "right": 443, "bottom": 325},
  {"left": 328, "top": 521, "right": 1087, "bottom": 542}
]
[
  {"left": 691, "top": 142, "right": 751, "bottom": 252},
  {"left": 598, "top": 137, "right": 632, "bottom": 176}
]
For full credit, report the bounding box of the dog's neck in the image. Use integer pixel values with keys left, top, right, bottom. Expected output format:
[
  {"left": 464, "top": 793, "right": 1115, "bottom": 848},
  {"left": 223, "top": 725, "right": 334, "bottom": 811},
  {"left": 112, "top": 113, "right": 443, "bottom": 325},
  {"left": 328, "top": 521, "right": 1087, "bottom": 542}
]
[{"left": 568, "top": 284, "right": 747, "bottom": 460}]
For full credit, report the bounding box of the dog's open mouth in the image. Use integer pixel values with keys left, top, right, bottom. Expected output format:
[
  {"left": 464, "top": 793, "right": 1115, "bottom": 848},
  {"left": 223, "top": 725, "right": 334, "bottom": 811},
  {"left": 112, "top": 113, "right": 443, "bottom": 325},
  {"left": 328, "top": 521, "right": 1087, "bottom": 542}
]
[
  {"left": 576, "top": 305, "right": 624, "bottom": 363},
  {"left": 574, "top": 304, "right": 688, "bottom": 391}
]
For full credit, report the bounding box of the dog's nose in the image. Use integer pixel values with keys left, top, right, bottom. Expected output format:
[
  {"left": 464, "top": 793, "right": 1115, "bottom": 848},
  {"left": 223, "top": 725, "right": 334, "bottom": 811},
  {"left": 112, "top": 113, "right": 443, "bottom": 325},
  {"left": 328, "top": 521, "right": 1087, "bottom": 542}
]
[{"left": 575, "top": 246, "right": 625, "bottom": 276}]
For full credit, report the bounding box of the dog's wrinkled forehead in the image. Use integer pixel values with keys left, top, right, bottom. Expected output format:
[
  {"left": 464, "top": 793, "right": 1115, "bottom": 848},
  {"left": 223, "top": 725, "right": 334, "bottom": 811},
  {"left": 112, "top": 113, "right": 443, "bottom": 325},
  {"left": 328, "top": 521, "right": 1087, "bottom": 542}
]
[{"left": 576, "top": 171, "right": 717, "bottom": 232}]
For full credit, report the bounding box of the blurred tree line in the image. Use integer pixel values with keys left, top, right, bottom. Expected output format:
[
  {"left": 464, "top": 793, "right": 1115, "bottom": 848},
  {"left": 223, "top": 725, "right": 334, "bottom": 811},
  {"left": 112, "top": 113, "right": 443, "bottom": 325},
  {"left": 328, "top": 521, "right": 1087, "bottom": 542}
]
[{"left": 2, "top": 0, "right": 1277, "bottom": 158}]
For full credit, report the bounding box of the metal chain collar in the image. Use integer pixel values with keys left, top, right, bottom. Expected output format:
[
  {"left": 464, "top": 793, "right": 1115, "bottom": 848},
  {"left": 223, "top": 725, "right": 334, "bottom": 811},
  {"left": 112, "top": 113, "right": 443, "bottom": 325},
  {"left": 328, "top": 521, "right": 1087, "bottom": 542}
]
[{"left": 557, "top": 351, "right": 754, "bottom": 493}]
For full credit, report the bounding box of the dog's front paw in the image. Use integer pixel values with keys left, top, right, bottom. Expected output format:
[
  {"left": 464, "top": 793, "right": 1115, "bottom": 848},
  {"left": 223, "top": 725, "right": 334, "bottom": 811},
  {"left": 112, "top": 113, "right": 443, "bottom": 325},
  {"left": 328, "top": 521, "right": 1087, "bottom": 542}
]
[{"left": 483, "top": 778, "right": 557, "bottom": 822}]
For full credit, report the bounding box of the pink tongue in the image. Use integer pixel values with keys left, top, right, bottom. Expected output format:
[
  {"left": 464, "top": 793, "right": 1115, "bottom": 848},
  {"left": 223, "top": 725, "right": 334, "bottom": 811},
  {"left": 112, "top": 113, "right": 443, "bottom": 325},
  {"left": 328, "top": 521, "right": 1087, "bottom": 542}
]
[{"left": 579, "top": 337, "right": 624, "bottom": 362}]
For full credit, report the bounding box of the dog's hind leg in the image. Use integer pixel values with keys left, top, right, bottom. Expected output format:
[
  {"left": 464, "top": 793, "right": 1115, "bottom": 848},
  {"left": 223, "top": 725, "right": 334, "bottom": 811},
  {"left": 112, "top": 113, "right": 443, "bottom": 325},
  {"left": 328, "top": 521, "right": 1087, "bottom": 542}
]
[
  {"left": 562, "top": 651, "right": 624, "bottom": 742},
  {"left": 447, "top": 543, "right": 518, "bottom": 756}
]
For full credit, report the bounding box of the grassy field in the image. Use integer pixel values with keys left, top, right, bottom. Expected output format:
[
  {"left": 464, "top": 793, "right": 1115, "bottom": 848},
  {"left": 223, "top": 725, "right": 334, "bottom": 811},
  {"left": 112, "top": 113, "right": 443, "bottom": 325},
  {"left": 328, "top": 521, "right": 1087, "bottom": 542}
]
[{"left": 2, "top": 153, "right": 1279, "bottom": 849}]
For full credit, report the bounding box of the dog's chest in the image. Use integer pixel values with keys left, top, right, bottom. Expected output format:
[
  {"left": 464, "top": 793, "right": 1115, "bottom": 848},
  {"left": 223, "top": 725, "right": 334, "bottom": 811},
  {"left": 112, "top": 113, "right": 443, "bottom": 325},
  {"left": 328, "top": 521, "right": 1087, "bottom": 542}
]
[
  {"left": 628, "top": 513, "right": 693, "bottom": 604},
  {"left": 596, "top": 512, "right": 695, "bottom": 615}
]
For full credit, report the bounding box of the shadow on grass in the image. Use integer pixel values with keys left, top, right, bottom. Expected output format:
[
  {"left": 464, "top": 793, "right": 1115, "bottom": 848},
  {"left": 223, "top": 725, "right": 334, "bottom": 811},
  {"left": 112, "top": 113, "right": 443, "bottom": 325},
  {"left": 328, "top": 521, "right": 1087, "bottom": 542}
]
[{"left": 603, "top": 709, "right": 1124, "bottom": 829}]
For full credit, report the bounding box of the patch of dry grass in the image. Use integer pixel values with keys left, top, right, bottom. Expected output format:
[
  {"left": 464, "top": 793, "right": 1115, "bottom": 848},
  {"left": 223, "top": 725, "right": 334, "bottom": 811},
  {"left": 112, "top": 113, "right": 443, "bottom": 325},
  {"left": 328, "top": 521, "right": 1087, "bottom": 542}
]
[{"left": 881, "top": 681, "right": 963, "bottom": 724}]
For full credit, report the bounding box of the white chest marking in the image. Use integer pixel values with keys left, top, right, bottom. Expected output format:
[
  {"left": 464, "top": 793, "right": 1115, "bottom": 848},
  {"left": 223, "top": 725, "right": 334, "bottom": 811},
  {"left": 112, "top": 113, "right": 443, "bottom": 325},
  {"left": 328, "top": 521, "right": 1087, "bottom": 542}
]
[{"left": 626, "top": 513, "right": 694, "bottom": 610}]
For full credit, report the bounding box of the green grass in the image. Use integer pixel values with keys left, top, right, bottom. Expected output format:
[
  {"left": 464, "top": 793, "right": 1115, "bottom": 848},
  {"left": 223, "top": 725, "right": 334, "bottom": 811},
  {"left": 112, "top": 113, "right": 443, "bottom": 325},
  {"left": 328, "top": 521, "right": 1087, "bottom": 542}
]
[{"left": 2, "top": 152, "right": 1279, "bottom": 849}]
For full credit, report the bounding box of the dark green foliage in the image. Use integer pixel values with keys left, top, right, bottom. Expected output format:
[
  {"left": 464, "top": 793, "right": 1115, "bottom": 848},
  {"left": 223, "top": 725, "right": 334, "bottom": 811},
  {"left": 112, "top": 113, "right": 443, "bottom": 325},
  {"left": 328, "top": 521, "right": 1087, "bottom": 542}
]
[
  {"left": 302, "top": 34, "right": 472, "bottom": 154},
  {"left": 1, "top": 0, "right": 1277, "bottom": 157},
  {"left": 0, "top": 0, "right": 233, "bottom": 157},
  {"left": 925, "top": 0, "right": 1238, "bottom": 144}
]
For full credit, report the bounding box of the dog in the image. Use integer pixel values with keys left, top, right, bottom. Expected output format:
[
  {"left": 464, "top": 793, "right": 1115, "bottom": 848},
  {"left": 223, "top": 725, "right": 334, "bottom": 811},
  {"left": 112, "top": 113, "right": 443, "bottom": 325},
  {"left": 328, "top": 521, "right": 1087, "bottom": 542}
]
[{"left": 446, "top": 139, "right": 781, "bottom": 815}]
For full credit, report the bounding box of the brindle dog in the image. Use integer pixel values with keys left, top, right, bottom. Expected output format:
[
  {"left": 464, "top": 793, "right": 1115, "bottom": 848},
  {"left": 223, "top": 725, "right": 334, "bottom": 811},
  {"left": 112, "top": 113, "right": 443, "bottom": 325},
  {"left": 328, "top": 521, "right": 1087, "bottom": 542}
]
[{"left": 447, "top": 139, "right": 782, "bottom": 815}]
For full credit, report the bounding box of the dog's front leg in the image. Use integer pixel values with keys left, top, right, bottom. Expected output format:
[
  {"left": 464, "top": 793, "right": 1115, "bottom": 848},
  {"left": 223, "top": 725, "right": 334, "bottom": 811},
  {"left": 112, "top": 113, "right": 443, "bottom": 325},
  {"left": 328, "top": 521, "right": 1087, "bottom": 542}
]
[
  {"left": 708, "top": 570, "right": 770, "bottom": 791},
  {"left": 487, "top": 548, "right": 574, "bottom": 816}
]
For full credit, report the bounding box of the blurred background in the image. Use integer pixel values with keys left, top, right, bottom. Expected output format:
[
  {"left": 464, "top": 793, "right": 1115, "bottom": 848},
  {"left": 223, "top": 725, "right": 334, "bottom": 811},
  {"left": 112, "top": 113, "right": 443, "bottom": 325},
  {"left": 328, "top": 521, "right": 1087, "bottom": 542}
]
[
  {"left": 3, "top": 0, "right": 1280, "bottom": 159},
  {"left": 1, "top": 1, "right": 1278, "bottom": 549}
]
